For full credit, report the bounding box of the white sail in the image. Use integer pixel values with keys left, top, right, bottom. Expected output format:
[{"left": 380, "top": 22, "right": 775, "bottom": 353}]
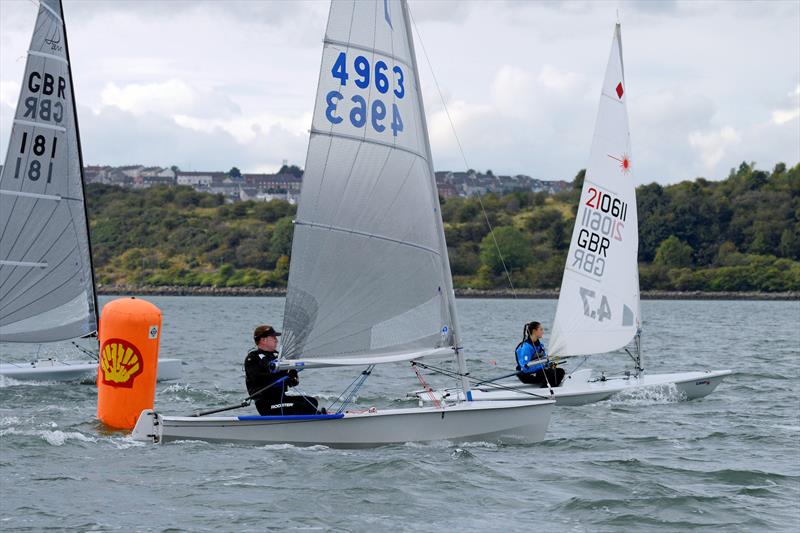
[
  {"left": 0, "top": 0, "right": 97, "bottom": 343},
  {"left": 281, "top": 0, "right": 458, "bottom": 365},
  {"left": 549, "top": 23, "right": 640, "bottom": 357}
]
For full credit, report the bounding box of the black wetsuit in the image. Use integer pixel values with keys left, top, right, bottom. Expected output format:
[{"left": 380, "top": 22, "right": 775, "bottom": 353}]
[{"left": 243, "top": 348, "right": 320, "bottom": 415}]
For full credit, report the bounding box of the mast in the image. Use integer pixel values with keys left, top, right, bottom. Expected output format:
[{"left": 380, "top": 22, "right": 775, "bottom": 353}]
[
  {"left": 399, "top": 0, "right": 468, "bottom": 396},
  {"left": 59, "top": 0, "right": 100, "bottom": 337}
]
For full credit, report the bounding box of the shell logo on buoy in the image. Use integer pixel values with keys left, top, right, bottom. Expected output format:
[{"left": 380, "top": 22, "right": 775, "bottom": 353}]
[{"left": 99, "top": 338, "right": 144, "bottom": 388}]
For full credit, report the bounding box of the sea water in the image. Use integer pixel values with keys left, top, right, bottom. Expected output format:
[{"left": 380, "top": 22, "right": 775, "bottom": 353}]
[{"left": 1, "top": 297, "right": 798, "bottom": 531}]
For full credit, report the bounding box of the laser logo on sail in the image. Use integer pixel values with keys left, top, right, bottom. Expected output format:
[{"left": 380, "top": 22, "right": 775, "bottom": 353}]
[
  {"left": 607, "top": 153, "right": 631, "bottom": 174},
  {"left": 99, "top": 339, "right": 144, "bottom": 388},
  {"left": 45, "top": 28, "right": 62, "bottom": 52}
]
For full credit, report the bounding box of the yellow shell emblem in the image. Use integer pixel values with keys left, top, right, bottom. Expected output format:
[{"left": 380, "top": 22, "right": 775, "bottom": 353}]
[{"left": 99, "top": 338, "right": 143, "bottom": 388}]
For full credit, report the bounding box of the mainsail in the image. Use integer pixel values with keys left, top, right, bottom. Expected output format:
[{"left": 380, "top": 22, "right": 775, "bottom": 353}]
[
  {"left": 0, "top": 0, "right": 98, "bottom": 342},
  {"left": 549, "top": 23, "right": 640, "bottom": 357},
  {"left": 281, "top": 0, "right": 459, "bottom": 366}
]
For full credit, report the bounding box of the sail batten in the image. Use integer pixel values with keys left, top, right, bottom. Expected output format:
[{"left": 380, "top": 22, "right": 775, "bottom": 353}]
[
  {"left": 281, "top": 0, "right": 456, "bottom": 365},
  {"left": 549, "top": 23, "right": 640, "bottom": 358},
  {"left": 0, "top": 0, "right": 97, "bottom": 343},
  {"left": 28, "top": 50, "right": 68, "bottom": 64},
  {"left": 310, "top": 127, "right": 426, "bottom": 159},
  {"left": 324, "top": 38, "right": 413, "bottom": 69},
  {"left": 294, "top": 219, "right": 442, "bottom": 255}
]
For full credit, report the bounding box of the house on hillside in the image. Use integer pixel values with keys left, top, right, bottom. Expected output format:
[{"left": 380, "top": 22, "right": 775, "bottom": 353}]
[{"left": 176, "top": 171, "right": 226, "bottom": 189}]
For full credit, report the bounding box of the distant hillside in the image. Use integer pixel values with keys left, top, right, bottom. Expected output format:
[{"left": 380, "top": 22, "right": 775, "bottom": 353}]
[{"left": 87, "top": 161, "right": 800, "bottom": 292}]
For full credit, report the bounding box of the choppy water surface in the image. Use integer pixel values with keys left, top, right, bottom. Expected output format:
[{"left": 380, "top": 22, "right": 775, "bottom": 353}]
[{"left": 1, "top": 297, "right": 798, "bottom": 531}]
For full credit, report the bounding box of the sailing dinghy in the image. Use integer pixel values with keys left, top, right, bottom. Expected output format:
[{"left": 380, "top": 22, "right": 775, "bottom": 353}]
[
  {"left": 0, "top": 0, "right": 180, "bottom": 383},
  {"left": 132, "top": 0, "right": 553, "bottom": 446},
  {"left": 411, "top": 23, "right": 730, "bottom": 407}
]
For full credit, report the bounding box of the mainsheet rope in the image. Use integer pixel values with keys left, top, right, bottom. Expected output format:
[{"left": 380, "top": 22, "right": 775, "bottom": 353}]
[{"left": 408, "top": 8, "right": 517, "bottom": 299}]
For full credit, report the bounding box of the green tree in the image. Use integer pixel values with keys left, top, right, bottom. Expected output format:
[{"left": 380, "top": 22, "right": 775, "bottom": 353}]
[
  {"left": 654, "top": 236, "right": 693, "bottom": 268},
  {"left": 279, "top": 164, "right": 303, "bottom": 177},
  {"left": 229, "top": 166, "right": 242, "bottom": 179},
  {"left": 270, "top": 217, "right": 294, "bottom": 258},
  {"left": 479, "top": 226, "right": 534, "bottom": 275}
]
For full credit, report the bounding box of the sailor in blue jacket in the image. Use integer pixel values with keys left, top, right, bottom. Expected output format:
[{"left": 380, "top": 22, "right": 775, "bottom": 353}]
[{"left": 515, "top": 321, "right": 565, "bottom": 387}]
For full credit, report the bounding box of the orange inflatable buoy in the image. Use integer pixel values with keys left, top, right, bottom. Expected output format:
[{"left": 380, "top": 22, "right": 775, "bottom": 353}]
[{"left": 97, "top": 297, "right": 162, "bottom": 430}]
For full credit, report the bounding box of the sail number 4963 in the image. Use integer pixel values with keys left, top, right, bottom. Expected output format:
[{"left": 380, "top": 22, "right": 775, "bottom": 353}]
[{"left": 324, "top": 52, "right": 404, "bottom": 136}]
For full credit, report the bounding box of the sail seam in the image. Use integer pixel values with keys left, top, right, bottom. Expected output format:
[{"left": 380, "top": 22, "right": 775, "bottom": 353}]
[
  {"left": 309, "top": 127, "right": 425, "bottom": 160},
  {"left": 324, "top": 38, "right": 412, "bottom": 70},
  {"left": 601, "top": 92, "right": 625, "bottom": 105},
  {"left": 38, "top": 1, "right": 63, "bottom": 23},
  {"left": 13, "top": 119, "right": 67, "bottom": 133},
  {"left": 564, "top": 265, "right": 602, "bottom": 283},
  {"left": 583, "top": 177, "right": 622, "bottom": 197},
  {"left": 294, "top": 219, "right": 441, "bottom": 256},
  {"left": 28, "top": 50, "right": 68, "bottom": 65}
]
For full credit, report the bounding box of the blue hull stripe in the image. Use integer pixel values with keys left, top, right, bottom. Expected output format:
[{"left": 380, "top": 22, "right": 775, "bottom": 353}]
[{"left": 237, "top": 413, "right": 345, "bottom": 421}]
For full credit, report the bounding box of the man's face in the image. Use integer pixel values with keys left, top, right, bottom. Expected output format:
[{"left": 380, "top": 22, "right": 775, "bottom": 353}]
[{"left": 258, "top": 335, "right": 279, "bottom": 352}]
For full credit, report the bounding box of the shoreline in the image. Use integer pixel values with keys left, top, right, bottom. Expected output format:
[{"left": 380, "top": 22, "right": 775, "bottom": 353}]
[{"left": 96, "top": 285, "right": 800, "bottom": 301}]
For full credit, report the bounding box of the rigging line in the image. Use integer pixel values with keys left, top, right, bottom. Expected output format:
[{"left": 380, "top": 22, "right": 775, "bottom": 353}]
[
  {"left": 407, "top": 10, "right": 517, "bottom": 298},
  {"left": 412, "top": 360, "right": 550, "bottom": 400},
  {"left": 412, "top": 362, "right": 442, "bottom": 409},
  {"left": 71, "top": 340, "right": 98, "bottom": 361},
  {"left": 327, "top": 368, "right": 369, "bottom": 412},
  {"left": 336, "top": 365, "right": 374, "bottom": 413}
]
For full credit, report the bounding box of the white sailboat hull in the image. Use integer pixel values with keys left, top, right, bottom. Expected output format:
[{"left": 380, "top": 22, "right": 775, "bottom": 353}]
[
  {"left": 131, "top": 399, "right": 555, "bottom": 448},
  {"left": 0, "top": 358, "right": 182, "bottom": 382},
  {"left": 413, "top": 369, "right": 732, "bottom": 407}
]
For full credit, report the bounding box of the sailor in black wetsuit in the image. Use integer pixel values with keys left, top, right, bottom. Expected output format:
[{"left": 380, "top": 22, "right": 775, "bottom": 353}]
[{"left": 244, "top": 325, "right": 322, "bottom": 416}]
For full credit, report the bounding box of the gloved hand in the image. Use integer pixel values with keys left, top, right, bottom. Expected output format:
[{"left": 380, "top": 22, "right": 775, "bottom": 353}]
[{"left": 288, "top": 369, "right": 300, "bottom": 386}]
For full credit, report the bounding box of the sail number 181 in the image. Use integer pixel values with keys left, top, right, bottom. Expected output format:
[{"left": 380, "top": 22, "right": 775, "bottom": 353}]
[
  {"left": 324, "top": 52, "right": 404, "bottom": 136},
  {"left": 14, "top": 132, "right": 58, "bottom": 182}
]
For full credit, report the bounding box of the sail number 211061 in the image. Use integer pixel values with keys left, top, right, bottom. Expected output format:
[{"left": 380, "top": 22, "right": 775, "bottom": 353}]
[{"left": 325, "top": 52, "right": 404, "bottom": 136}]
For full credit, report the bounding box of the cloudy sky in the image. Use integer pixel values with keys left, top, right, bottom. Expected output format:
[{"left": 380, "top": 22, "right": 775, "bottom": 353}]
[{"left": 0, "top": 0, "right": 798, "bottom": 185}]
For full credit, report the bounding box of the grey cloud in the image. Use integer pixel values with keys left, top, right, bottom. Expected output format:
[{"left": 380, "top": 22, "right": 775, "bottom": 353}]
[{"left": 78, "top": 105, "right": 308, "bottom": 172}]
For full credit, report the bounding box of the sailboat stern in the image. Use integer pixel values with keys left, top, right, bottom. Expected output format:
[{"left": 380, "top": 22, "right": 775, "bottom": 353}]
[{"left": 131, "top": 410, "right": 162, "bottom": 443}]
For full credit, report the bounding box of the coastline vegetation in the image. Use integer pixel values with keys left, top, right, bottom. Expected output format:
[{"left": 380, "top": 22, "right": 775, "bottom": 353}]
[{"left": 87, "top": 161, "right": 800, "bottom": 293}]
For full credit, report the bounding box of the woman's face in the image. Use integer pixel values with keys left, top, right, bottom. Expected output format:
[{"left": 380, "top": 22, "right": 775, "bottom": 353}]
[{"left": 531, "top": 325, "right": 544, "bottom": 340}]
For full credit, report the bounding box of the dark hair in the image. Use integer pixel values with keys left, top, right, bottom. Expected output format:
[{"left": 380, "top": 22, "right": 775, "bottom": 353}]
[{"left": 516, "top": 321, "right": 541, "bottom": 351}]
